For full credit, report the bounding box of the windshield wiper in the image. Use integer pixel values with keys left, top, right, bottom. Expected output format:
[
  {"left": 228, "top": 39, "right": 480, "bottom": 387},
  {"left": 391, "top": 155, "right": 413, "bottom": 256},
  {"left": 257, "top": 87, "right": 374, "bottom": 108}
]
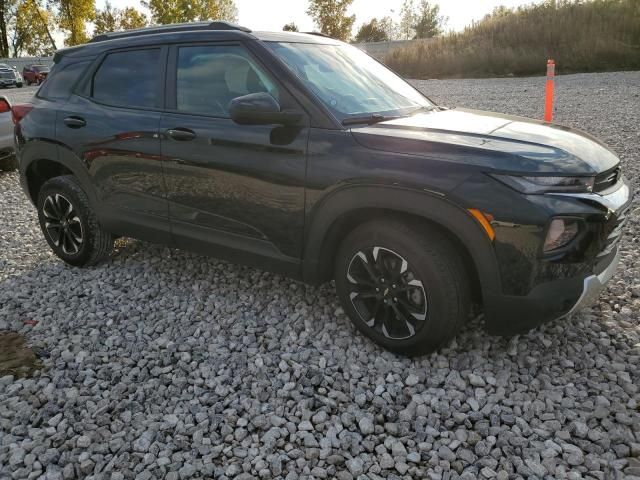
[
  {"left": 406, "top": 105, "right": 436, "bottom": 115},
  {"left": 342, "top": 114, "right": 402, "bottom": 126}
]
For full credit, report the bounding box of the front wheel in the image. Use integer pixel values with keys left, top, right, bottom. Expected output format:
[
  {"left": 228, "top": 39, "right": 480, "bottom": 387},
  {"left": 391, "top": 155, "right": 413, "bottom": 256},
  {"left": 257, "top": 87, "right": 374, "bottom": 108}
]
[
  {"left": 334, "top": 219, "right": 470, "bottom": 356},
  {"left": 37, "top": 175, "right": 114, "bottom": 267}
]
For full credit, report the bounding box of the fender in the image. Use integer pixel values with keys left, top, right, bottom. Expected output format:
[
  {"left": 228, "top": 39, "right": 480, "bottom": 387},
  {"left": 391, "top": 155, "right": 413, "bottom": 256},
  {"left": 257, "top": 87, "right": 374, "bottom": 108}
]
[
  {"left": 19, "top": 139, "right": 98, "bottom": 207},
  {"left": 302, "top": 184, "right": 502, "bottom": 299}
]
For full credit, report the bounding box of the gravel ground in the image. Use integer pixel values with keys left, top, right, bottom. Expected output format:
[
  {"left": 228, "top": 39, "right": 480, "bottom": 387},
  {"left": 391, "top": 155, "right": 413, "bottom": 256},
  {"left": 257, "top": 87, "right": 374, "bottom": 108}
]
[{"left": 1, "top": 73, "right": 639, "bottom": 480}]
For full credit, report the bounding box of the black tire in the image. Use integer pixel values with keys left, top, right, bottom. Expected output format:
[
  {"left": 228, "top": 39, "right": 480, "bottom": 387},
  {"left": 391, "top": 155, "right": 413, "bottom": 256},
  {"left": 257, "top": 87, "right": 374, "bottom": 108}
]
[
  {"left": 37, "top": 175, "right": 113, "bottom": 267},
  {"left": 334, "top": 218, "right": 470, "bottom": 356}
]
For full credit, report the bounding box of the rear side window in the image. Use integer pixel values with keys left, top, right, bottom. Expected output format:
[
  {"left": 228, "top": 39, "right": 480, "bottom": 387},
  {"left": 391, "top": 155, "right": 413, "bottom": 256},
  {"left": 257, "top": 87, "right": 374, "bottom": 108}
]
[
  {"left": 38, "top": 60, "right": 90, "bottom": 100},
  {"left": 92, "top": 49, "right": 161, "bottom": 108}
]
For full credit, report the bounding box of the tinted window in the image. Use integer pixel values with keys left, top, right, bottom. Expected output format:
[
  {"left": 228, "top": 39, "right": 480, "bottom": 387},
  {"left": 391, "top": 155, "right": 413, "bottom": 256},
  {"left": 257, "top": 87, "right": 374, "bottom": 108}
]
[
  {"left": 93, "top": 49, "right": 161, "bottom": 108},
  {"left": 176, "top": 45, "right": 278, "bottom": 116},
  {"left": 38, "top": 60, "right": 90, "bottom": 100}
]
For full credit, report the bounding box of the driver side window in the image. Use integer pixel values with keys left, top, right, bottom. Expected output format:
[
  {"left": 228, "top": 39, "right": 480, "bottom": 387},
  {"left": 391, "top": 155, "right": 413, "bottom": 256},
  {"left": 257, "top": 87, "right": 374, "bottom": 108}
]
[{"left": 176, "top": 45, "right": 279, "bottom": 117}]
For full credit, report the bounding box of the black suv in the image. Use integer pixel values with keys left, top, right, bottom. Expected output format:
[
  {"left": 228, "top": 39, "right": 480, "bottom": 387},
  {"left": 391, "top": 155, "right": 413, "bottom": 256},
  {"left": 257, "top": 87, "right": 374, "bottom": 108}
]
[{"left": 14, "top": 22, "right": 631, "bottom": 355}]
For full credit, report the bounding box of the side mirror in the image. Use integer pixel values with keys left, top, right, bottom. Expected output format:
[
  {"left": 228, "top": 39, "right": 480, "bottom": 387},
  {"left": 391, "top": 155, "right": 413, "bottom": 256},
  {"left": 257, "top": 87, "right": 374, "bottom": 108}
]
[
  {"left": 0, "top": 96, "right": 11, "bottom": 114},
  {"left": 229, "top": 92, "right": 302, "bottom": 126}
]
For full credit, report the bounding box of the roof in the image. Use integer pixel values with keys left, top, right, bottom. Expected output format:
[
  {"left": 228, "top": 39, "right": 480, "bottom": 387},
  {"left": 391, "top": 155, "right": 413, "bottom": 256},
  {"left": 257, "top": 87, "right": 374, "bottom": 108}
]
[{"left": 55, "top": 22, "right": 343, "bottom": 59}]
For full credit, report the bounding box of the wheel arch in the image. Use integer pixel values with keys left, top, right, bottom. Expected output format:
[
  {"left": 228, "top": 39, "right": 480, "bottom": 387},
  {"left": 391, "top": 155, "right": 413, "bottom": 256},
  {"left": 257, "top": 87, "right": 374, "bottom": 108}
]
[
  {"left": 21, "top": 141, "right": 96, "bottom": 206},
  {"left": 302, "top": 185, "right": 502, "bottom": 303}
]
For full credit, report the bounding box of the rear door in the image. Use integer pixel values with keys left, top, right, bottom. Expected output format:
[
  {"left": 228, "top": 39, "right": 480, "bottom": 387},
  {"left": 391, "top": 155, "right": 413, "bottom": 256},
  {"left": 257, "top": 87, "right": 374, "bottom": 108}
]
[
  {"left": 55, "top": 47, "right": 170, "bottom": 243},
  {"left": 159, "top": 42, "right": 309, "bottom": 269}
]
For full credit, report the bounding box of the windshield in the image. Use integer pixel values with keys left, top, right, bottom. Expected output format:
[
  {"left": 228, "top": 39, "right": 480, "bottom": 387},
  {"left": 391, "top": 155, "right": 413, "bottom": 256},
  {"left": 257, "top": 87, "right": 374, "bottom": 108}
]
[
  {"left": 33, "top": 66, "right": 50, "bottom": 72},
  {"left": 266, "top": 42, "right": 433, "bottom": 121}
]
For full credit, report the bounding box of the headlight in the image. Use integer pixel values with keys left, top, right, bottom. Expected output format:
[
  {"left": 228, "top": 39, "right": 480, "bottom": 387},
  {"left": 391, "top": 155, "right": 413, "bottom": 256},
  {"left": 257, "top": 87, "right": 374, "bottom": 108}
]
[
  {"left": 544, "top": 217, "right": 581, "bottom": 252},
  {"left": 492, "top": 174, "right": 594, "bottom": 194}
]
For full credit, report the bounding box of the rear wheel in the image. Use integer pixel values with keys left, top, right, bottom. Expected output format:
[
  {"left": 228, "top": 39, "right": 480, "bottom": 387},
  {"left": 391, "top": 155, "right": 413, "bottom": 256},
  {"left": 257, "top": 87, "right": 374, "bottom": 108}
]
[
  {"left": 37, "top": 175, "right": 113, "bottom": 267},
  {"left": 334, "top": 219, "right": 470, "bottom": 356}
]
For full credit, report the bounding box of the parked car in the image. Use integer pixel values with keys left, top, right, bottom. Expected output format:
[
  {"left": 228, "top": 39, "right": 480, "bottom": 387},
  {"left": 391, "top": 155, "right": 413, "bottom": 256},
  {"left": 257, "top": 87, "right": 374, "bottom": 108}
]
[
  {"left": 22, "top": 64, "right": 50, "bottom": 85},
  {"left": 0, "top": 96, "right": 16, "bottom": 170},
  {"left": 13, "top": 22, "right": 631, "bottom": 355},
  {"left": 0, "top": 66, "right": 23, "bottom": 88}
]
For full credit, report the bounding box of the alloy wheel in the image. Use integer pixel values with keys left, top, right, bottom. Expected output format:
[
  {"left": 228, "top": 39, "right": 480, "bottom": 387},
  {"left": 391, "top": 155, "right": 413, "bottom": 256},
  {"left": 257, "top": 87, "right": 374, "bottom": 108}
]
[
  {"left": 347, "top": 246, "right": 428, "bottom": 340},
  {"left": 42, "top": 194, "right": 84, "bottom": 255}
]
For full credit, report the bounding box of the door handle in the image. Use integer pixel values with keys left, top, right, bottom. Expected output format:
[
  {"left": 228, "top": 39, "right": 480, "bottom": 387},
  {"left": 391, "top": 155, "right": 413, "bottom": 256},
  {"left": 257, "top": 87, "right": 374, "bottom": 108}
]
[
  {"left": 63, "top": 116, "right": 86, "bottom": 128},
  {"left": 166, "top": 128, "right": 196, "bottom": 141}
]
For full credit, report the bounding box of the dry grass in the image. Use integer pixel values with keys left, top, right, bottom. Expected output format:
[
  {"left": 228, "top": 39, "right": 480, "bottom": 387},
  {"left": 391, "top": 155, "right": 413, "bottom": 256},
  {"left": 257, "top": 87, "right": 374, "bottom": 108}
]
[{"left": 385, "top": 0, "right": 640, "bottom": 78}]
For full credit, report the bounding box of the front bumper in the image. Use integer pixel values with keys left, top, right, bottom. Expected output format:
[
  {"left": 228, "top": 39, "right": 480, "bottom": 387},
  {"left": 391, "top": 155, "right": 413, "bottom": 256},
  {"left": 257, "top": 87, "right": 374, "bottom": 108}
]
[
  {"left": 565, "top": 248, "right": 620, "bottom": 317},
  {"left": 484, "top": 177, "right": 632, "bottom": 335}
]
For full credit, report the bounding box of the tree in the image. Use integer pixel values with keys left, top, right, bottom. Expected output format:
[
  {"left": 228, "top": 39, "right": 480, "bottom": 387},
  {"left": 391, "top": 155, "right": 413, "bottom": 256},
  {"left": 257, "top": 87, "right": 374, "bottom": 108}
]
[
  {"left": 0, "top": 0, "right": 17, "bottom": 57},
  {"left": 94, "top": 2, "right": 147, "bottom": 35},
  {"left": 93, "top": 1, "right": 117, "bottom": 34},
  {"left": 307, "top": 0, "right": 355, "bottom": 41},
  {"left": 398, "top": 0, "right": 416, "bottom": 40},
  {"left": 143, "top": 0, "right": 237, "bottom": 25},
  {"left": 413, "top": 0, "right": 445, "bottom": 39},
  {"left": 119, "top": 7, "right": 148, "bottom": 31},
  {"left": 11, "top": 0, "right": 57, "bottom": 56},
  {"left": 355, "top": 18, "right": 389, "bottom": 43},
  {"left": 57, "top": 0, "right": 96, "bottom": 46},
  {"left": 283, "top": 22, "right": 298, "bottom": 32},
  {"left": 379, "top": 15, "right": 399, "bottom": 41}
]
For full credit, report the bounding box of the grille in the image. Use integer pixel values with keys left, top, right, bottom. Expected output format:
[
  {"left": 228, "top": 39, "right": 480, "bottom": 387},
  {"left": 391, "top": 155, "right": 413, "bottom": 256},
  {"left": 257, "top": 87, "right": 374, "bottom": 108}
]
[
  {"left": 0, "top": 71, "right": 14, "bottom": 79},
  {"left": 597, "top": 203, "right": 630, "bottom": 258},
  {"left": 593, "top": 167, "right": 620, "bottom": 193}
]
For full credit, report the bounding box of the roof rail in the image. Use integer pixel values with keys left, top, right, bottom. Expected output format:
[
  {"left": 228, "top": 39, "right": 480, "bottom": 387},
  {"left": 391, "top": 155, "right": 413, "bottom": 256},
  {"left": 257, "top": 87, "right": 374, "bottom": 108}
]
[
  {"left": 304, "top": 31, "right": 334, "bottom": 39},
  {"left": 89, "top": 21, "right": 251, "bottom": 43}
]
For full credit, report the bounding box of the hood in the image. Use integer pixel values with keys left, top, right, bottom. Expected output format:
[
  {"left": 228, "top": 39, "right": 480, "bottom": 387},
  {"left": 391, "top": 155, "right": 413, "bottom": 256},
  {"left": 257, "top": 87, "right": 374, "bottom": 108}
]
[{"left": 351, "top": 108, "right": 619, "bottom": 175}]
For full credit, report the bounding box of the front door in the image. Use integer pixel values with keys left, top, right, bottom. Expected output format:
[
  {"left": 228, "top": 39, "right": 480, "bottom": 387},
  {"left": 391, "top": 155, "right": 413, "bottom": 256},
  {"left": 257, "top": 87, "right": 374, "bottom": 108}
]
[{"left": 160, "top": 43, "right": 308, "bottom": 270}]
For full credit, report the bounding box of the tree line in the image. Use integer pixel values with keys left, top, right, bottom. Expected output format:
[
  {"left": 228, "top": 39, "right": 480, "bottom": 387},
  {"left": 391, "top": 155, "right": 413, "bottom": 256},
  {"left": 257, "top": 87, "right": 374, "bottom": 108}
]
[
  {"left": 0, "top": 0, "right": 237, "bottom": 57},
  {"left": 285, "top": 0, "right": 446, "bottom": 43},
  {"left": 0, "top": 0, "right": 444, "bottom": 58}
]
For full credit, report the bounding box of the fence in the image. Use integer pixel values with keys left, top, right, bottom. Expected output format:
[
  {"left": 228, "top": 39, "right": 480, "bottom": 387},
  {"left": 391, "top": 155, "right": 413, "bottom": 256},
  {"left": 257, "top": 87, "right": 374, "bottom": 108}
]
[{"left": 0, "top": 57, "right": 53, "bottom": 71}]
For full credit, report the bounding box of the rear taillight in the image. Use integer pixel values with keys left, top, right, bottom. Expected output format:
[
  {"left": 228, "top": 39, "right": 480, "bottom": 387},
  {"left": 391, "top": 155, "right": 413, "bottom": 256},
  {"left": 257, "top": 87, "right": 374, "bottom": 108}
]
[
  {"left": 0, "top": 97, "right": 10, "bottom": 113},
  {"left": 12, "top": 103, "right": 33, "bottom": 125}
]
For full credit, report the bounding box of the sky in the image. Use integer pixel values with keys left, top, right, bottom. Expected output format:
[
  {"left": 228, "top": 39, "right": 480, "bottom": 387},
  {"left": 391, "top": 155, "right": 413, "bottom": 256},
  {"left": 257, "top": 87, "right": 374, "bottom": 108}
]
[{"left": 94, "top": 0, "right": 545, "bottom": 33}]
